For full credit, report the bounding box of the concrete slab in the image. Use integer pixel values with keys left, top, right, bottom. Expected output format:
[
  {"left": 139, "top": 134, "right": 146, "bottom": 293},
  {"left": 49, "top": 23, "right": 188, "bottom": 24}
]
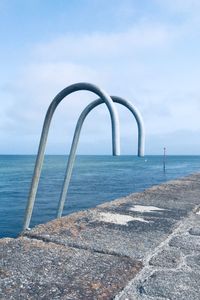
[
  {"left": 169, "top": 234, "right": 200, "bottom": 251},
  {"left": 135, "top": 270, "right": 200, "bottom": 300},
  {"left": 24, "top": 206, "right": 180, "bottom": 260},
  {"left": 102, "top": 202, "right": 188, "bottom": 220},
  {"left": 0, "top": 237, "right": 142, "bottom": 300},
  {"left": 149, "top": 248, "right": 181, "bottom": 268}
]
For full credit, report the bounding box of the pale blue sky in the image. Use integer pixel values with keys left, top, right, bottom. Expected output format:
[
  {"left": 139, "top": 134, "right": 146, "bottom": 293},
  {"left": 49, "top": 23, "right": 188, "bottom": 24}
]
[{"left": 0, "top": 0, "right": 200, "bottom": 154}]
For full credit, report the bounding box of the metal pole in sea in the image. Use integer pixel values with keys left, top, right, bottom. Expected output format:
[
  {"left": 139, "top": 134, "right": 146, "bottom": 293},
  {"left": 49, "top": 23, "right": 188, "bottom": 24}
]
[{"left": 163, "top": 147, "right": 166, "bottom": 172}]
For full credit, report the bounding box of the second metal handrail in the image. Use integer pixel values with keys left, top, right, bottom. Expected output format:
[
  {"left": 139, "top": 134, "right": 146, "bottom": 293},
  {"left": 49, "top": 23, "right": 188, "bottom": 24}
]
[{"left": 57, "top": 96, "right": 145, "bottom": 217}]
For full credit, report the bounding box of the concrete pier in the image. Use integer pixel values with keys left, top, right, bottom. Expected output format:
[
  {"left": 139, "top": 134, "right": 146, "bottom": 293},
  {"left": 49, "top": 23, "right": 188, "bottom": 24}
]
[{"left": 1, "top": 174, "right": 200, "bottom": 299}]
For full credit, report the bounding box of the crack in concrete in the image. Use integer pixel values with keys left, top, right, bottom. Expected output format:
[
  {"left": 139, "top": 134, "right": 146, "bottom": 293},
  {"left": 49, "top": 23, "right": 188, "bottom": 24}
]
[{"left": 23, "top": 232, "right": 135, "bottom": 260}]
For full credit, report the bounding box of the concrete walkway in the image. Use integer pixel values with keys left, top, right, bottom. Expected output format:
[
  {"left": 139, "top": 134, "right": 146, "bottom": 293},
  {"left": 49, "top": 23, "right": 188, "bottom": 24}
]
[{"left": 0, "top": 174, "right": 200, "bottom": 299}]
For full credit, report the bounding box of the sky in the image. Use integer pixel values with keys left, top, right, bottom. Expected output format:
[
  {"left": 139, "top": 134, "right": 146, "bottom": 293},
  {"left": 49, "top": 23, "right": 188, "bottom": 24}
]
[{"left": 0, "top": 0, "right": 200, "bottom": 155}]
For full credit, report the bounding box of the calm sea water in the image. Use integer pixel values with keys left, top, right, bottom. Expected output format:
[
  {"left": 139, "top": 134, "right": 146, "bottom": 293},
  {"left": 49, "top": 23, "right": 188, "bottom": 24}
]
[{"left": 0, "top": 155, "right": 199, "bottom": 238}]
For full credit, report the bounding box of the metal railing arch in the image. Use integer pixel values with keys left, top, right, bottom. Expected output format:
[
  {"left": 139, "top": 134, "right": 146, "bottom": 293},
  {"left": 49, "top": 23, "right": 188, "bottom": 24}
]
[
  {"left": 57, "top": 95, "right": 145, "bottom": 217},
  {"left": 23, "top": 82, "right": 120, "bottom": 230}
]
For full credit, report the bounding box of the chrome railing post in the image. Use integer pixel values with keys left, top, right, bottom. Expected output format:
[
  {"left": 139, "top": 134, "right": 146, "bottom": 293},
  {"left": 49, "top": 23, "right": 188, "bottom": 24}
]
[{"left": 23, "top": 82, "right": 120, "bottom": 231}]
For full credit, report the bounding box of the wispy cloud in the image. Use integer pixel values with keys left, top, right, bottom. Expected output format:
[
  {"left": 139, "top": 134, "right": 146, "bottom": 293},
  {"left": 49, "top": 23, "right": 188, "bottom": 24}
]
[
  {"left": 156, "top": 0, "right": 200, "bottom": 13},
  {"left": 33, "top": 22, "right": 176, "bottom": 62},
  {"left": 0, "top": 1, "right": 200, "bottom": 154}
]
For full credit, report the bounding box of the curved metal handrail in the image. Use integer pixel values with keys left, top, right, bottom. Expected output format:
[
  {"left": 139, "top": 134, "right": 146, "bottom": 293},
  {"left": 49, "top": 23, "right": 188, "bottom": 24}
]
[
  {"left": 57, "top": 95, "right": 145, "bottom": 217},
  {"left": 113, "top": 96, "right": 145, "bottom": 157},
  {"left": 23, "top": 82, "right": 120, "bottom": 230}
]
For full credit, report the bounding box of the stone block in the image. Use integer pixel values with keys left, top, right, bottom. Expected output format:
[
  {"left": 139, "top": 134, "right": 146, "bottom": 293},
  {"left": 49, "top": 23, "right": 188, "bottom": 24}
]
[
  {"left": 149, "top": 249, "right": 181, "bottom": 268},
  {"left": 0, "top": 237, "right": 142, "bottom": 299}
]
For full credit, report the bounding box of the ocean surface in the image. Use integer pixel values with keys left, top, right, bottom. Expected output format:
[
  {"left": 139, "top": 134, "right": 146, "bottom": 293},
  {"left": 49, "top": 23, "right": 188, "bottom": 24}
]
[{"left": 0, "top": 155, "right": 200, "bottom": 238}]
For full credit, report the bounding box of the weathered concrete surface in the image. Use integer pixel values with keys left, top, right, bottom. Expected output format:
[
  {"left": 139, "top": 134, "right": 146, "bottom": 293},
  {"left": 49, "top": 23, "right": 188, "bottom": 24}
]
[
  {"left": 1, "top": 173, "right": 200, "bottom": 299},
  {"left": 0, "top": 237, "right": 141, "bottom": 299},
  {"left": 115, "top": 209, "right": 200, "bottom": 300},
  {"left": 24, "top": 174, "right": 199, "bottom": 260},
  {"left": 24, "top": 208, "right": 181, "bottom": 260}
]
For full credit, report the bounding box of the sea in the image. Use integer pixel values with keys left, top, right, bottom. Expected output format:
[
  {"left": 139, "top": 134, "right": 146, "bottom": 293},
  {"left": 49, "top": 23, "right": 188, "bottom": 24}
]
[{"left": 0, "top": 155, "right": 200, "bottom": 238}]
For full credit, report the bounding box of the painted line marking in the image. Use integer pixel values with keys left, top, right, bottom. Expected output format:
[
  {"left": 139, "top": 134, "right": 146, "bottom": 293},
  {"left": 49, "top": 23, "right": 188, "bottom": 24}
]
[
  {"left": 130, "top": 205, "right": 166, "bottom": 213},
  {"left": 97, "top": 212, "right": 150, "bottom": 225}
]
